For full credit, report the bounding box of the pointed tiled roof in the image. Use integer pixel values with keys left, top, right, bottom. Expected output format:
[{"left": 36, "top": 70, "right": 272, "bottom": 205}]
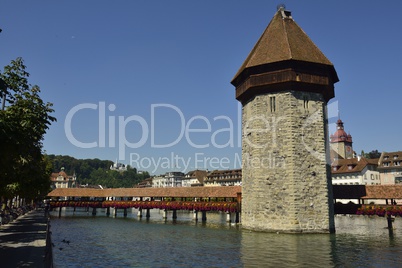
[
  {"left": 231, "top": 7, "right": 338, "bottom": 103},
  {"left": 233, "top": 9, "right": 333, "bottom": 80}
]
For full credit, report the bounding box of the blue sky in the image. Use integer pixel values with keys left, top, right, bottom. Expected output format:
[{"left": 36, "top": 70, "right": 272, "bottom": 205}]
[{"left": 1, "top": 1, "right": 401, "bottom": 175}]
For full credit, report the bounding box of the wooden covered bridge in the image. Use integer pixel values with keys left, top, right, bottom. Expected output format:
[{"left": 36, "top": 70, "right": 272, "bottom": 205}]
[
  {"left": 47, "top": 186, "right": 242, "bottom": 223},
  {"left": 47, "top": 185, "right": 402, "bottom": 222}
]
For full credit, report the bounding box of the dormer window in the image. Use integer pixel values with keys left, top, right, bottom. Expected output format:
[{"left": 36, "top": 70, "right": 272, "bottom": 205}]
[
  {"left": 383, "top": 162, "right": 390, "bottom": 167},
  {"left": 384, "top": 156, "right": 389, "bottom": 160},
  {"left": 348, "top": 165, "right": 353, "bottom": 170},
  {"left": 394, "top": 155, "right": 399, "bottom": 160}
]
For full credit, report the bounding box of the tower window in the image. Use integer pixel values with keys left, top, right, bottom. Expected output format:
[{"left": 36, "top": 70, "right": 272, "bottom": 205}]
[
  {"left": 303, "top": 96, "right": 309, "bottom": 112},
  {"left": 270, "top": 96, "right": 276, "bottom": 112}
]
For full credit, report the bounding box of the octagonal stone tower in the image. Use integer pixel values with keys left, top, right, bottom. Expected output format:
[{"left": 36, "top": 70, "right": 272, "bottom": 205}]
[{"left": 231, "top": 7, "right": 338, "bottom": 233}]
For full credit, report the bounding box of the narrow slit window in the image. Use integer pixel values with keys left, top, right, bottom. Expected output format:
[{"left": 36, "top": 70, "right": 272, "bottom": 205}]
[
  {"left": 303, "top": 96, "right": 309, "bottom": 111},
  {"left": 270, "top": 96, "right": 276, "bottom": 112}
]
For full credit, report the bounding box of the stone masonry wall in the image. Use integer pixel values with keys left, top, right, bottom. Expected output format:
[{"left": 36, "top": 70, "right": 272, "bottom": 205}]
[{"left": 241, "top": 90, "right": 335, "bottom": 233}]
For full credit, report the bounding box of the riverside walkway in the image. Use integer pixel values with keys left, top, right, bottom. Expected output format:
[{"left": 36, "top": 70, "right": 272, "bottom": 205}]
[{"left": 0, "top": 209, "right": 50, "bottom": 268}]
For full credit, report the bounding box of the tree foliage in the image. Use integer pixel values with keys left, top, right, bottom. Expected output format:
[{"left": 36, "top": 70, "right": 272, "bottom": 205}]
[
  {"left": 0, "top": 57, "right": 56, "bottom": 201},
  {"left": 363, "top": 149, "right": 381, "bottom": 159},
  {"left": 47, "top": 154, "right": 150, "bottom": 188}
]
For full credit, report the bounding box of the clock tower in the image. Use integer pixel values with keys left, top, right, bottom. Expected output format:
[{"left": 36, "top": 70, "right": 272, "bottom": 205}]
[{"left": 330, "top": 119, "right": 353, "bottom": 159}]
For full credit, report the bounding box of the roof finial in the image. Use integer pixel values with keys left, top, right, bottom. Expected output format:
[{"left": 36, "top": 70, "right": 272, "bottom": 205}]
[
  {"left": 277, "top": 3, "right": 286, "bottom": 11},
  {"left": 277, "top": 4, "right": 292, "bottom": 19}
]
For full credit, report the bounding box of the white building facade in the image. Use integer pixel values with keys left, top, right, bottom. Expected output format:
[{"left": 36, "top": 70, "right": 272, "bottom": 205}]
[
  {"left": 152, "top": 172, "right": 185, "bottom": 188},
  {"left": 331, "top": 157, "right": 380, "bottom": 186}
]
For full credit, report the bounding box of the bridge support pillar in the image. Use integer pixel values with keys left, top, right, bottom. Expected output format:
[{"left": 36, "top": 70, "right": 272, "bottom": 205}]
[
  {"left": 146, "top": 208, "right": 150, "bottom": 218},
  {"left": 387, "top": 215, "right": 394, "bottom": 230},
  {"left": 163, "top": 209, "right": 167, "bottom": 219},
  {"left": 235, "top": 212, "right": 240, "bottom": 223},
  {"left": 193, "top": 210, "right": 198, "bottom": 221},
  {"left": 138, "top": 208, "right": 142, "bottom": 218},
  {"left": 172, "top": 209, "right": 177, "bottom": 220},
  {"left": 202, "top": 211, "right": 207, "bottom": 222},
  {"left": 124, "top": 208, "right": 127, "bottom": 217},
  {"left": 92, "top": 207, "right": 97, "bottom": 216},
  {"left": 58, "top": 207, "right": 62, "bottom": 218},
  {"left": 114, "top": 208, "right": 118, "bottom": 217},
  {"left": 226, "top": 212, "right": 231, "bottom": 223},
  {"left": 106, "top": 207, "right": 110, "bottom": 216}
]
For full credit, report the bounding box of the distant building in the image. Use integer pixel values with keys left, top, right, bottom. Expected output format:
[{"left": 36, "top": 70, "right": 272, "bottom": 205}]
[
  {"left": 151, "top": 175, "right": 165, "bottom": 188},
  {"left": 164, "top": 172, "right": 185, "bottom": 187},
  {"left": 136, "top": 177, "right": 153, "bottom": 188},
  {"left": 78, "top": 184, "right": 103, "bottom": 189},
  {"left": 378, "top": 151, "right": 402, "bottom": 184},
  {"left": 330, "top": 119, "right": 380, "bottom": 186},
  {"left": 50, "top": 167, "right": 76, "bottom": 189},
  {"left": 110, "top": 160, "right": 127, "bottom": 172},
  {"left": 182, "top": 170, "right": 208, "bottom": 187},
  {"left": 331, "top": 156, "right": 380, "bottom": 186},
  {"left": 330, "top": 119, "right": 354, "bottom": 160},
  {"left": 152, "top": 172, "right": 185, "bottom": 188},
  {"left": 204, "top": 169, "right": 242, "bottom": 187}
]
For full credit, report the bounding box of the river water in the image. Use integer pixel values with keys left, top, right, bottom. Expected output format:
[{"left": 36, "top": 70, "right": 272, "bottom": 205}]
[{"left": 49, "top": 208, "right": 402, "bottom": 267}]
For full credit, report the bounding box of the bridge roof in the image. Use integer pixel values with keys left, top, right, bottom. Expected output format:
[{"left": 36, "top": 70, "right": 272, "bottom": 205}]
[
  {"left": 330, "top": 185, "right": 402, "bottom": 200},
  {"left": 362, "top": 185, "right": 402, "bottom": 199},
  {"left": 47, "top": 186, "right": 242, "bottom": 198},
  {"left": 48, "top": 185, "right": 402, "bottom": 200}
]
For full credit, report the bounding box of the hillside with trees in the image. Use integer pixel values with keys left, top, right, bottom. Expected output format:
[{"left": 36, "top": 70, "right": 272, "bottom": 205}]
[{"left": 47, "top": 154, "right": 150, "bottom": 188}]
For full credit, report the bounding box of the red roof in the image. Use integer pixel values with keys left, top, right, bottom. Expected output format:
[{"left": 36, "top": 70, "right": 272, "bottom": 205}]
[
  {"left": 50, "top": 171, "right": 71, "bottom": 182},
  {"left": 47, "top": 186, "right": 242, "bottom": 198},
  {"left": 362, "top": 185, "right": 402, "bottom": 199},
  {"left": 378, "top": 151, "right": 402, "bottom": 170},
  {"left": 331, "top": 157, "right": 378, "bottom": 174},
  {"left": 330, "top": 119, "right": 352, "bottom": 143}
]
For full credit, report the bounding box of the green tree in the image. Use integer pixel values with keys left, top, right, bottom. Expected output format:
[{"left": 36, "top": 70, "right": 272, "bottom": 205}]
[
  {"left": 0, "top": 57, "right": 56, "bottom": 203},
  {"left": 363, "top": 149, "right": 381, "bottom": 159}
]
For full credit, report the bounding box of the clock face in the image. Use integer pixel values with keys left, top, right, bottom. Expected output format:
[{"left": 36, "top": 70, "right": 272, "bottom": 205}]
[{"left": 345, "top": 145, "right": 353, "bottom": 158}]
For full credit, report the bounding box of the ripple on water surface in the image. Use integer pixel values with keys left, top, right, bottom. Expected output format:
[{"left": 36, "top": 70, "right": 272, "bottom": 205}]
[{"left": 50, "top": 210, "right": 402, "bottom": 268}]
